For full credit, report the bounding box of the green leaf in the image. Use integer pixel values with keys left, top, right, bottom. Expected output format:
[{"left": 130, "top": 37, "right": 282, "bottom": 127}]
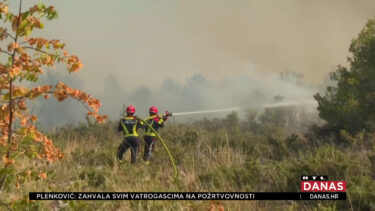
[
  {"left": 22, "top": 11, "right": 29, "bottom": 20},
  {"left": 3, "top": 93, "right": 9, "bottom": 100},
  {"left": 0, "top": 166, "right": 15, "bottom": 191},
  {"left": 47, "top": 11, "right": 58, "bottom": 20},
  {"left": 37, "top": 2, "right": 45, "bottom": 10},
  {"left": 25, "top": 28, "right": 31, "bottom": 36},
  {"left": 5, "top": 13, "right": 13, "bottom": 22},
  {"left": 26, "top": 74, "right": 38, "bottom": 82}
]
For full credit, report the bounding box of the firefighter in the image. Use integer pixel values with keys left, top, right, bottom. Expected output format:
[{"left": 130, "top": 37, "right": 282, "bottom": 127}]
[
  {"left": 143, "top": 106, "right": 169, "bottom": 162},
  {"left": 117, "top": 105, "right": 143, "bottom": 164}
]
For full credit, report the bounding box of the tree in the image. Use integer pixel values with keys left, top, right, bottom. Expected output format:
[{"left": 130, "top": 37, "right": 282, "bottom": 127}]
[
  {"left": 0, "top": 0, "right": 107, "bottom": 195},
  {"left": 314, "top": 18, "right": 375, "bottom": 134}
]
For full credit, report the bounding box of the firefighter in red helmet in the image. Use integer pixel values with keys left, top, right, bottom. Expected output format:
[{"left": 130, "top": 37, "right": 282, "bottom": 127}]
[
  {"left": 143, "top": 106, "right": 169, "bottom": 162},
  {"left": 117, "top": 105, "right": 143, "bottom": 164}
]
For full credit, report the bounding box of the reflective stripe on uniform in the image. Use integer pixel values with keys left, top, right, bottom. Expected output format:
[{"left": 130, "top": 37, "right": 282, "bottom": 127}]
[
  {"left": 120, "top": 117, "right": 139, "bottom": 137},
  {"left": 145, "top": 115, "right": 163, "bottom": 137},
  {"left": 145, "top": 119, "right": 155, "bottom": 136}
]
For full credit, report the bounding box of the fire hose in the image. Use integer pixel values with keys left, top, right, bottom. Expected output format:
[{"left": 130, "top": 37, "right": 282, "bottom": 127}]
[
  {"left": 132, "top": 100, "right": 316, "bottom": 181},
  {"left": 135, "top": 116, "right": 178, "bottom": 181}
]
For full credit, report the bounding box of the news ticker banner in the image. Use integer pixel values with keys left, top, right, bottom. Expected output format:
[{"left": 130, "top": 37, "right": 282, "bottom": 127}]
[{"left": 29, "top": 192, "right": 346, "bottom": 201}]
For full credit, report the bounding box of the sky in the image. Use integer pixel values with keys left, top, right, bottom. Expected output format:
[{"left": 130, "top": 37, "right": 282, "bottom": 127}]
[
  {"left": 7, "top": 0, "right": 375, "bottom": 125},
  {"left": 37, "top": 0, "right": 375, "bottom": 87}
]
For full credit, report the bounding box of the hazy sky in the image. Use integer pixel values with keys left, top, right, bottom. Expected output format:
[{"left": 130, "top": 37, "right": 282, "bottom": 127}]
[
  {"left": 8, "top": 0, "right": 375, "bottom": 124},
  {"left": 19, "top": 0, "right": 375, "bottom": 90}
]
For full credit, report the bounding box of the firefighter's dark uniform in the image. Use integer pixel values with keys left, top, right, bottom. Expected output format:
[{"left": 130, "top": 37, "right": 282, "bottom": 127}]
[
  {"left": 143, "top": 115, "right": 165, "bottom": 161},
  {"left": 117, "top": 116, "right": 143, "bottom": 164}
]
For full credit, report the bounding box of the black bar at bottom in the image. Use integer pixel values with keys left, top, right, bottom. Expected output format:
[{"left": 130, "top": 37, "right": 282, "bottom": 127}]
[{"left": 29, "top": 192, "right": 346, "bottom": 200}]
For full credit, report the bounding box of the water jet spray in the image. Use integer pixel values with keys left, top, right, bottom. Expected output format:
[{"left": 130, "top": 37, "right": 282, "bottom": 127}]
[{"left": 166, "top": 100, "right": 316, "bottom": 117}]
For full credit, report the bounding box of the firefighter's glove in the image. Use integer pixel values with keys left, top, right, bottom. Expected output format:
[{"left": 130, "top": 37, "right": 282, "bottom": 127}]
[{"left": 163, "top": 110, "right": 169, "bottom": 121}]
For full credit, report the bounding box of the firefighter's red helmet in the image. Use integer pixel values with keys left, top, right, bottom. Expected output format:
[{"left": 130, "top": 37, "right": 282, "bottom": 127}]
[
  {"left": 149, "top": 106, "right": 158, "bottom": 114},
  {"left": 126, "top": 105, "right": 136, "bottom": 114}
]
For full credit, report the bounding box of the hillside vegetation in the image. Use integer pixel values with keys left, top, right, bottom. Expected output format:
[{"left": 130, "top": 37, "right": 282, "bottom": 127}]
[{"left": 4, "top": 107, "right": 374, "bottom": 210}]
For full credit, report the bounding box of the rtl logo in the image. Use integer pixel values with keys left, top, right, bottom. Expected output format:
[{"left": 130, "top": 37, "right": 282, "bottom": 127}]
[{"left": 301, "top": 175, "right": 346, "bottom": 192}]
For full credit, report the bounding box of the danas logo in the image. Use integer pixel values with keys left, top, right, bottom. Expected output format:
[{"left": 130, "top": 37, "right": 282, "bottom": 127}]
[{"left": 301, "top": 181, "right": 346, "bottom": 192}]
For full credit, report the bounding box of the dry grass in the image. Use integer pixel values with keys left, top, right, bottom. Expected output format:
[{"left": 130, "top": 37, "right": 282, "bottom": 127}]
[{"left": 1, "top": 111, "right": 374, "bottom": 210}]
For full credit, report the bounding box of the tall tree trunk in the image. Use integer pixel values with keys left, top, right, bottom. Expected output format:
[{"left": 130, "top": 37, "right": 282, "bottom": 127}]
[{"left": 6, "top": 0, "right": 22, "bottom": 156}]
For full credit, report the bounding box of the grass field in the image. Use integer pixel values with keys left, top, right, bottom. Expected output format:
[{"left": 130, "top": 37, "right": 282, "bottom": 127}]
[{"left": 3, "top": 108, "right": 375, "bottom": 210}]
